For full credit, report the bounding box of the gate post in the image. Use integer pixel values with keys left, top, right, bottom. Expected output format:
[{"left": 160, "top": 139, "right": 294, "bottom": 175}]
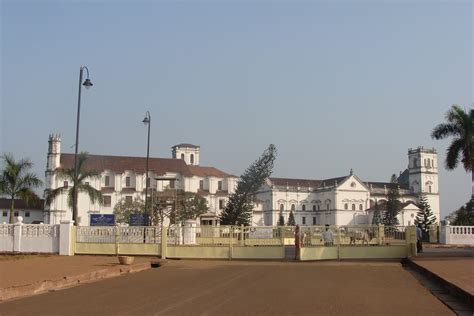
[
  {"left": 378, "top": 225, "right": 385, "bottom": 245},
  {"left": 13, "top": 217, "right": 23, "bottom": 252},
  {"left": 59, "top": 220, "right": 74, "bottom": 256},
  {"left": 405, "top": 226, "right": 416, "bottom": 256},
  {"left": 161, "top": 226, "right": 168, "bottom": 259}
]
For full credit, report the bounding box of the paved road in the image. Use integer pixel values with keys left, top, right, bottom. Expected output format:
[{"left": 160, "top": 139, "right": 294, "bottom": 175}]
[{"left": 0, "top": 261, "right": 453, "bottom": 315}]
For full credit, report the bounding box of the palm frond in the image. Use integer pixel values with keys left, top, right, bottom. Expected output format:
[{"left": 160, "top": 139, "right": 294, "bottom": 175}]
[
  {"left": 77, "top": 183, "right": 103, "bottom": 205},
  {"left": 445, "top": 138, "right": 464, "bottom": 170},
  {"left": 431, "top": 123, "right": 459, "bottom": 140},
  {"left": 44, "top": 187, "right": 66, "bottom": 206}
]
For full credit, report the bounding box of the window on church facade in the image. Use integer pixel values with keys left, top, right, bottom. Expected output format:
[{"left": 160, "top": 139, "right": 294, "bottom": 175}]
[
  {"left": 169, "top": 180, "right": 175, "bottom": 189},
  {"left": 103, "top": 196, "right": 111, "bottom": 207},
  {"left": 218, "top": 181, "right": 222, "bottom": 191},
  {"left": 352, "top": 204, "right": 356, "bottom": 211},
  {"left": 219, "top": 199, "right": 224, "bottom": 210},
  {"left": 104, "top": 176, "right": 110, "bottom": 187},
  {"left": 313, "top": 217, "right": 316, "bottom": 225},
  {"left": 326, "top": 204, "right": 330, "bottom": 211},
  {"left": 199, "top": 180, "right": 204, "bottom": 190},
  {"left": 429, "top": 185, "right": 432, "bottom": 193},
  {"left": 302, "top": 204, "right": 306, "bottom": 211},
  {"left": 125, "top": 177, "right": 131, "bottom": 187},
  {"left": 181, "top": 153, "right": 185, "bottom": 160},
  {"left": 291, "top": 204, "right": 295, "bottom": 211},
  {"left": 359, "top": 204, "right": 363, "bottom": 211},
  {"left": 302, "top": 217, "right": 306, "bottom": 225},
  {"left": 280, "top": 204, "right": 284, "bottom": 211},
  {"left": 190, "top": 154, "right": 194, "bottom": 165},
  {"left": 344, "top": 203, "right": 348, "bottom": 210},
  {"left": 313, "top": 205, "right": 316, "bottom": 211}
]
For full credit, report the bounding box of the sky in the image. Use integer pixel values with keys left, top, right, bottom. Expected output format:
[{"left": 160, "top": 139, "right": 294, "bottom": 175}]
[{"left": 0, "top": 0, "right": 472, "bottom": 218}]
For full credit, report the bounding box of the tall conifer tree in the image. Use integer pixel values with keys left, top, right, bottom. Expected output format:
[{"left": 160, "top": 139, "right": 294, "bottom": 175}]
[
  {"left": 415, "top": 193, "right": 436, "bottom": 235},
  {"left": 220, "top": 144, "right": 277, "bottom": 226},
  {"left": 383, "top": 174, "right": 401, "bottom": 226},
  {"left": 287, "top": 210, "right": 296, "bottom": 226}
]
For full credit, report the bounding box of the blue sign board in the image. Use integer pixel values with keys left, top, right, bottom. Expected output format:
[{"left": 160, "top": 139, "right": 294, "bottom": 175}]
[
  {"left": 130, "top": 214, "right": 145, "bottom": 226},
  {"left": 90, "top": 214, "right": 115, "bottom": 226}
]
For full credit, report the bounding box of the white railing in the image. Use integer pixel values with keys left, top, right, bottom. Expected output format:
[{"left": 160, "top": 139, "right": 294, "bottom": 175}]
[
  {"left": 21, "top": 224, "right": 59, "bottom": 238},
  {"left": 0, "top": 224, "right": 14, "bottom": 237},
  {"left": 76, "top": 226, "right": 162, "bottom": 244},
  {"left": 0, "top": 221, "right": 60, "bottom": 253},
  {"left": 76, "top": 226, "right": 115, "bottom": 243},
  {"left": 440, "top": 225, "right": 474, "bottom": 245},
  {"left": 299, "top": 225, "right": 406, "bottom": 247}
]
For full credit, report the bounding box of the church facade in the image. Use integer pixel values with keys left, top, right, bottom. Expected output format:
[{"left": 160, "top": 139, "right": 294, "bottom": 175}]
[{"left": 44, "top": 135, "right": 440, "bottom": 226}]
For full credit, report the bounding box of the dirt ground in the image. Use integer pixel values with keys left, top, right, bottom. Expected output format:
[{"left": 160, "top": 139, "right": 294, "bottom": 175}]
[
  {"left": 412, "top": 256, "right": 474, "bottom": 296},
  {"left": 0, "top": 260, "right": 453, "bottom": 316},
  {"left": 0, "top": 254, "right": 151, "bottom": 289}
]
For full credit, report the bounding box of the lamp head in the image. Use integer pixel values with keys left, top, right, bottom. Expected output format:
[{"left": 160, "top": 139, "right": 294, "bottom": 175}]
[
  {"left": 142, "top": 116, "right": 150, "bottom": 125},
  {"left": 82, "top": 78, "right": 93, "bottom": 89}
]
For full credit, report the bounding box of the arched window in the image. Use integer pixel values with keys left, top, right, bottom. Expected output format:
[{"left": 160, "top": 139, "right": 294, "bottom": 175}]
[
  {"left": 326, "top": 203, "right": 330, "bottom": 211},
  {"left": 413, "top": 158, "right": 418, "bottom": 167},
  {"left": 302, "top": 204, "right": 306, "bottom": 211},
  {"left": 313, "top": 205, "right": 316, "bottom": 212},
  {"left": 291, "top": 204, "right": 295, "bottom": 211},
  {"left": 190, "top": 154, "right": 194, "bottom": 165},
  {"left": 352, "top": 204, "right": 356, "bottom": 211},
  {"left": 280, "top": 204, "right": 284, "bottom": 211},
  {"left": 429, "top": 186, "right": 432, "bottom": 193},
  {"left": 317, "top": 205, "right": 320, "bottom": 211},
  {"left": 359, "top": 204, "right": 363, "bottom": 211},
  {"left": 180, "top": 153, "right": 185, "bottom": 160},
  {"left": 344, "top": 203, "right": 348, "bottom": 210}
]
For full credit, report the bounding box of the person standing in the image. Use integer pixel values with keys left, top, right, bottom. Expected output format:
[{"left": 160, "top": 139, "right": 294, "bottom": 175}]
[
  {"left": 416, "top": 224, "right": 423, "bottom": 253},
  {"left": 322, "top": 224, "right": 334, "bottom": 246},
  {"left": 294, "top": 225, "right": 301, "bottom": 260}
]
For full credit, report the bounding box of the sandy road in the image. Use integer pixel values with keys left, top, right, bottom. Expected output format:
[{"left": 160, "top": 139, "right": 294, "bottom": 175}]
[{"left": 0, "top": 260, "right": 453, "bottom": 316}]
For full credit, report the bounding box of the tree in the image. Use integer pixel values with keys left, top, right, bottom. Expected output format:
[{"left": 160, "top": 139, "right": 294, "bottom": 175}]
[
  {"left": 0, "top": 154, "right": 43, "bottom": 224},
  {"left": 45, "top": 152, "right": 103, "bottom": 226},
  {"left": 287, "top": 210, "right": 296, "bottom": 226},
  {"left": 278, "top": 211, "right": 285, "bottom": 226},
  {"left": 431, "top": 105, "right": 473, "bottom": 200},
  {"left": 220, "top": 144, "right": 277, "bottom": 226},
  {"left": 445, "top": 200, "right": 474, "bottom": 225},
  {"left": 146, "top": 189, "right": 208, "bottom": 226},
  {"left": 372, "top": 201, "right": 382, "bottom": 225},
  {"left": 415, "top": 193, "right": 436, "bottom": 235},
  {"left": 383, "top": 174, "right": 401, "bottom": 226},
  {"left": 113, "top": 197, "right": 145, "bottom": 225}
]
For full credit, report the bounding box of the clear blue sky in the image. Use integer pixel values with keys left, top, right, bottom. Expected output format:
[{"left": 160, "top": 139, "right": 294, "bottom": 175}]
[{"left": 1, "top": 0, "right": 472, "bottom": 217}]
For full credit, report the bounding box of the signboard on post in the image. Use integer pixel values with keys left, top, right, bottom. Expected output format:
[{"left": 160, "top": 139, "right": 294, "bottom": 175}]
[
  {"left": 130, "top": 214, "right": 146, "bottom": 226},
  {"left": 90, "top": 214, "right": 115, "bottom": 226}
]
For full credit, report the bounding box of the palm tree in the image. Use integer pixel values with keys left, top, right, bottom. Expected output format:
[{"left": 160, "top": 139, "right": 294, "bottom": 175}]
[
  {"left": 45, "top": 152, "right": 102, "bottom": 225},
  {"left": 0, "top": 154, "right": 43, "bottom": 224},
  {"left": 431, "top": 105, "right": 474, "bottom": 200}
]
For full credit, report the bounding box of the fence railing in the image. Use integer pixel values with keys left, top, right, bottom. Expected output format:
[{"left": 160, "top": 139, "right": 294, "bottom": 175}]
[
  {"left": 21, "top": 224, "right": 59, "bottom": 238},
  {"left": 0, "top": 224, "right": 14, "bottom": 237},
  {"left": 440, "top": 225, "right": 474, "bottom": 245},
  {"left": 76, "top": 226, "right": 162, "bottom": 244}
]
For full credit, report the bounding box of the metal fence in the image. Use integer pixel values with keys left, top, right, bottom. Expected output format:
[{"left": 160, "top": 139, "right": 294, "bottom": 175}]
[
  {"left": 299, "top": 225, "right": 407, "bottom": 247},
  {"left": 76, "top": 226, "right": 161, "bottom": 244}
]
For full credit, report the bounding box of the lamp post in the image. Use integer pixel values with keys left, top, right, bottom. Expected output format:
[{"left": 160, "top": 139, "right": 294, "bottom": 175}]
[
  {"left": 142, "top": 111, "right": 151, "bottom": 225},
  {"left": 73, "top": 66, "right": 93, "bottom": 226}
]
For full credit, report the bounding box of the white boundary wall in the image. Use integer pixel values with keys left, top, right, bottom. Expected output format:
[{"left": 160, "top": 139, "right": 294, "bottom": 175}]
[
  {"left": 0, "top": 217, "right": 61, "bottom": 253},
  {"left": 440, "top": 225, "right": 474, "bottom": 245}
]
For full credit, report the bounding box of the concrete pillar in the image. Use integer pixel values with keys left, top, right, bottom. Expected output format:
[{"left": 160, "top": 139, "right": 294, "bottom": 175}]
[
  {"left": 183, "top": 220, "right": 197, "bottom": 245},
  {"left": 13, "top": 216, "right": 23, "bottom": 252},
  {"left": 161, "top": 226, "right": 168, "bottom": 259},
  {"left": 378, "top": 224, "right": 385, "bottom": 245},
  {"left": 59, "top": 220, "right": 74, "bottom": 256}
]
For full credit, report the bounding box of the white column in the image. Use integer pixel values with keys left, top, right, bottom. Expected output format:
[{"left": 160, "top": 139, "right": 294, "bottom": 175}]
[
  {"left": 59, "top": 220, "right": 74, "bottom": 255},
  {"left": 13, "top": 216, "right": 23, "bottom": 252},
  {"left": 183, "top": 220, "right": 197, "bottom": 245}
]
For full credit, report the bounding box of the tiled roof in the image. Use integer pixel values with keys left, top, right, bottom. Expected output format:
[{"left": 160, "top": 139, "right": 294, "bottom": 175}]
[
  {"left": 0, "top": 198, "right": 44, "bottom": 210},
  {"left": 320, "top": 176, "right": 347, "bottom": 188},
  {"left": 59, "top": 153, "right": 193, "bottom": 177},
  {"left": 188, "top": 166, "right": 229, "bottom": 178},
  {"left": 172, "top": 143, "right": 200, "bottom": 149},
  {"left": 269, "top": 177, "right": 322, "bottom": 188},
  {"left": 367, "top": 182, "right": 410, "bottom": 191}
]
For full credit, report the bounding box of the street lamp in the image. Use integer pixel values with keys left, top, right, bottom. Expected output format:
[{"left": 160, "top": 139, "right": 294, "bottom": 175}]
[
  {"left": 142, "top": 111, "right": 151, "bottom": 225},
  {"left": 73, "top": 65, "right": 93, "bottom": 226}
]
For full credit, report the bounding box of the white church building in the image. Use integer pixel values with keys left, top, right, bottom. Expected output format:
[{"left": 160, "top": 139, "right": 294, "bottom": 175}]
[{"left": 44, "top": 135, "right": 440, "bottom": 226}]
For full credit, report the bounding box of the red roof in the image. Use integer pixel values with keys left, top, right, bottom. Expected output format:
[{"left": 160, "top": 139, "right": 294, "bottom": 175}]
[
  {"left": 188, "top": 166, "right": 229, "bottom": 178},
  {"left": 60, "top": 153, "right": 193, "bottom": 177}
]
